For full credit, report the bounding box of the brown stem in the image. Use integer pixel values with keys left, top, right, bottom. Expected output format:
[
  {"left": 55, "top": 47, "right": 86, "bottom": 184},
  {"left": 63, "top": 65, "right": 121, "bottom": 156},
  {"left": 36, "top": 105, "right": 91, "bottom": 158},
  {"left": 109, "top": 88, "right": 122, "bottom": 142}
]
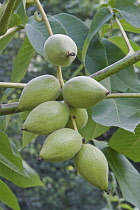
[{"left": 0, "top": 102, "right": 19, "bottom": 116}]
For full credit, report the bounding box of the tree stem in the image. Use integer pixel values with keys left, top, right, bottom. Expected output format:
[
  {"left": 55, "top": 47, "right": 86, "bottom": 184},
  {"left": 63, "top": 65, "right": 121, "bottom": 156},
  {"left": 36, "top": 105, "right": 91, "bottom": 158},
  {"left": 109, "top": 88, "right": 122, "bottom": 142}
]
[
  {"left": 34, "top": 0, "right": 53, "bottom": 36},
  {"left": 1, "top": 50, "right": 140, "bottom": 88},
  {"left": 106, "top": 93, "right": 140, "bottom": 99},
  {"left": 1, "top": 92, "right": 140, "bottom": 116},
  {"left": 0, "top": 82, "right": 26, "bottom": 89},
  {"left": 90, "top": 50, "right": 140, "bottom": 81},
  {"left": 0, "top": 102, "right": 19, "bottom": 116}
]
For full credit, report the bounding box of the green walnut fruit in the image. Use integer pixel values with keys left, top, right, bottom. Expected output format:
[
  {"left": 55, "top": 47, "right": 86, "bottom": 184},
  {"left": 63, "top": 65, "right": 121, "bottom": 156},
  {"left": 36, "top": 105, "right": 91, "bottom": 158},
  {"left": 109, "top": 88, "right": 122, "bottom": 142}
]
[
  {"left": 39, "top": 128, "right": 82, "bottom": 162},
  {"left": 74, "top": 144, "right": 108, "bottom": 191},
  {"left": 44, "top": 34, "right": 77, "bottom": 67},
  {"left": 22, "top": 101, "right": 69, "bottom": 135},
  {"left": 66, "top": 108, "right": 88, "bottom": 130},
  {"left": 62, "top": 76, "right": 109, "bottom": 108},
  {"left": 18, "top": 75, "right": 61, "bottom": 111}
]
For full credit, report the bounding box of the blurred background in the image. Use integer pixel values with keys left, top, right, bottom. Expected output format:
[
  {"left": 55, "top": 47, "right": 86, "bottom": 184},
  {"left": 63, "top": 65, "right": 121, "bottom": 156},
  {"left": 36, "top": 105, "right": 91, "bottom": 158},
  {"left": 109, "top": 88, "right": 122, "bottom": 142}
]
[{"left": 0, "top": 0, "right": 140, "bottom": 209}]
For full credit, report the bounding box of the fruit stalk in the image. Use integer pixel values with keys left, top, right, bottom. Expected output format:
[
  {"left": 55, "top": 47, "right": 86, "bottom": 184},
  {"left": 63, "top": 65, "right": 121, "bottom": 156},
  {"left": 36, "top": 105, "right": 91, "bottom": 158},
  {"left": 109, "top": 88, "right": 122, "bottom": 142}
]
[
  {"left": 34, "top": 0, "right": 53, "bottom": 36},
  {"left": 34, "top": 0, "right": 66, "bottom": 108},
  {"left": 56, "top": 66, "right": 64, "bottom": 88},
  {"left": 56, "top": 57, "right": 78, "bottom": 131},
  {"left": 103, "top": 192, "right": 113, "bottom": 210},
  {"left": 70, "top": 114, "right": 78, "bottom": 131}
]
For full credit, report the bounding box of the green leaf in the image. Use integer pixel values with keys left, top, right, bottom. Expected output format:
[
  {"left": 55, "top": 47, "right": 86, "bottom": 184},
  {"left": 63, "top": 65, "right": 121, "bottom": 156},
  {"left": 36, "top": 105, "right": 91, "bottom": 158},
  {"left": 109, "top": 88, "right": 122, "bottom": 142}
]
[
  {"left": 8, "top": 14, "right": 21, "bottom": 28},
  {"left": 19, "top": 110, "right": 30, "bottom": 121},
  {"left": 100, "top": 24, "right": 110, "bottom": 38},
  {"left": 114, "top": 0, "right": 140, "bottom": 28},
  {"left": 85, "top": 35, "right": 108, "bottom": 74},
  {"left": 0, "top": 160, "right": 44, "bottom": 188},
  {"left": 0, "top": 116, "right": 6, "bottom": 131},
  {"left": 101, "top": 18, "right": 140, "bottom": 40},
  {"left": 11, "top": 36, "right": 35, "bottom": 83},
  {"left": 20, "top": 111, "right": 38, "bottom": 148},
  {"left": 21, "top": 131, "right": 38, "bottom": 148},
  {"left": 0, "top": 115, "right": 12, "bottom": 132},
  {"left": 0, "top": 131, "right": 43, "bottom": 187},
  {"left": 25, "top": 16, "right": 66, "bottom": 55},
  {"left": 54, "top": 13, "right": 88, "bottom": 49},
  {"left": 79, "top": 108, "right": 110, "bottom": 141},
  {"left": 100, "top": 77, "right": 111, "bottom": 92},
  {"left": 1, "top": 88, "right": 13, "bottom": 102},
  {"left": 0, "top": 180, "right": 20, "bottom": 210},
  {"left": 16, "top": 0, "right": 27, "bottom": 25},
  {"left": 82, "top": 7, "right": 113, "bottom": 62},
  {"left": 92, "top": 98, "right": 140, "bottom": 132},
  {"left": 109, "top": 124, "right": 140, "bottom": 162},
  {"left": 108, "top": 0, "right": 115, "bottom": 7},
  {"left": 108, "top": 36, "right": 140, "bottom": 67},
  {"left": 103, "top": 146, "right": 140, "bottom": 210},
  {"left": 0, "top": 131, "right": 23, "bottom": 171},
  {"left": 103, "top": 39, "right": 140, "bottom": 93},
  {"left": 120, "top": 203, "right": 133, "bottom": 210}
]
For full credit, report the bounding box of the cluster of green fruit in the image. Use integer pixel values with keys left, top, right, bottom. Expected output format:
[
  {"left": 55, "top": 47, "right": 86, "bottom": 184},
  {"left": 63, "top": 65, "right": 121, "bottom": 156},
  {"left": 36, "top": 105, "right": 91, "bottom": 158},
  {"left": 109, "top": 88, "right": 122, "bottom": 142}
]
[{"left": 18, "top": 34, "right": 109, "bottom": 191}]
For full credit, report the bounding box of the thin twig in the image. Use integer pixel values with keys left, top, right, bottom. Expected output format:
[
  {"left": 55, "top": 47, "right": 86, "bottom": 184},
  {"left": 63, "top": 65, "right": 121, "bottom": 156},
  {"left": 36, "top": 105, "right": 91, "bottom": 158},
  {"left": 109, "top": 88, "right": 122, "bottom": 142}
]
[{"left": 0, "top": 82, "right": 26, "bottom": 89}]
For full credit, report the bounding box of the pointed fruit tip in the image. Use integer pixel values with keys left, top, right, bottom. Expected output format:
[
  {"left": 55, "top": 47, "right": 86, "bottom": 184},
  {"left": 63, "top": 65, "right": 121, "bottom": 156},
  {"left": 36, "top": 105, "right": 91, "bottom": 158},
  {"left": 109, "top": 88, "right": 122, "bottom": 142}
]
[
  {"left": 106, "top": 91, "right": 110, "bottom": 96},
  {"left": 104, "top": 190, "right": 109, "bottom": 194},
  {"left": 38, "top": 157, "right": 42, "bottom": 161},
  {"left": 82, "top": 138, "right": 85, "bottom": 143},
  {"left": 21, "top": 127, "right": 26, "bottom": 131},
  {"left": 15, "top": 109, "right": 19, "bottom": 113}
]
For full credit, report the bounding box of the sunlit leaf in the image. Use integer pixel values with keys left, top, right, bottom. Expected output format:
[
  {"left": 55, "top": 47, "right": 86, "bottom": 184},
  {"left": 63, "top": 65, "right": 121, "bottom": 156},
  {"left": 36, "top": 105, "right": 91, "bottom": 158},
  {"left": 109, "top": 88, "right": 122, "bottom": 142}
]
[
  {"left": 79, "top": 108, "right": 109, "bottom": 141},
  {"left": 92, "top": 98, "right": 140, "bottom": 132},
  {"left": 109, "top": 124, "right": 140, "bottom": 162},
  {"left": 0, "top": 180, "right": 20, "bottom": 210},
  {"left": 11, "top": 36, "right": 35, "bottom": 83},
  {"left": 82, "top": 7, "right": 113, "bottom": 62},
  {"left": 114, "top": 0, "right": 140, "bottom": 28}
]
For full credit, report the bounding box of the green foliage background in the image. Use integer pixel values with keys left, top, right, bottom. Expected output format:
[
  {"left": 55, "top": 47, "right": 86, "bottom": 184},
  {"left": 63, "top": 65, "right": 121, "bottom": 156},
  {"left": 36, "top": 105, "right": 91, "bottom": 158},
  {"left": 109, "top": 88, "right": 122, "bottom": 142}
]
[{"left": 1, "top": 0, "right": 140, "bottom": 209}]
